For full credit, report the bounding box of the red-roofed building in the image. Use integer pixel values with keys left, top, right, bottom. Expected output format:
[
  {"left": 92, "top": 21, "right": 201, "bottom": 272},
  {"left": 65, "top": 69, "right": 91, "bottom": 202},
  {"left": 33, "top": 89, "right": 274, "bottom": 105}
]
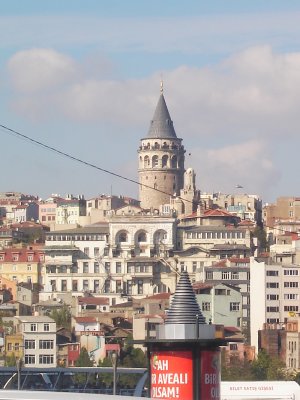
[
  {"left": 0, "top": 246, "right": 44, "bottom": 284},
  {"left": 77, "top": 296, "right": 110, "bottom": 313}
]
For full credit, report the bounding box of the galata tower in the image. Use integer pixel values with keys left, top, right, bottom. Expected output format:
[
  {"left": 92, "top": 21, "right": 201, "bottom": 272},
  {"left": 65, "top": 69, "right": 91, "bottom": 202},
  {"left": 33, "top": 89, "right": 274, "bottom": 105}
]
[{"left": 138, "top": 85, "right": 185, "bottom": 209}]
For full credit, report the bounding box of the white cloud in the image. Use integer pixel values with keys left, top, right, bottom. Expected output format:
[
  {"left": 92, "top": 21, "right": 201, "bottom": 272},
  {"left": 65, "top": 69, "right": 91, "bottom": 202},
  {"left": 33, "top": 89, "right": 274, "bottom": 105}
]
[
  {"left": 189, "top": 140, "right": 280, "bottom": 197},
  {"left": 7, "top": 48, "right": 78, "bottom": 92},
  {"left": 5, "top": 45, "right": 300, "bottom": 200}
]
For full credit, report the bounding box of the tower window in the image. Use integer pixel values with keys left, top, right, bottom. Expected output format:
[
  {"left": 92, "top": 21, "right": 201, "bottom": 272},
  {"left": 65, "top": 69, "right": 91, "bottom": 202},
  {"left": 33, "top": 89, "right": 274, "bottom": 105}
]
[
  {"left": 152, "top": 155, "right": 159, "bottom": 168},
  {"left": 162, "top": 155, "right": 168, "bottom": 168},
  {"left": 171, "top": 155, "right": 177, "bottom": 168},
  {"left": 144, "top": 156, "right": 150, "bottom": 168}
]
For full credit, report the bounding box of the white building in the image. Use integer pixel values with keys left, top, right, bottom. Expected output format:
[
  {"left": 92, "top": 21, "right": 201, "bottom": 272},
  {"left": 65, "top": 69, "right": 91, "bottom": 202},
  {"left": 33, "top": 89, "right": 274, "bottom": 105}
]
[
  {"left": 14, "top": 315, "right": 56, "bottom": 368},
  {"left": 41, "top": 225, "right": 109, "bottom": 302},
  {"left": 250, "top": 257, "right": 300, "bottom": 349}
]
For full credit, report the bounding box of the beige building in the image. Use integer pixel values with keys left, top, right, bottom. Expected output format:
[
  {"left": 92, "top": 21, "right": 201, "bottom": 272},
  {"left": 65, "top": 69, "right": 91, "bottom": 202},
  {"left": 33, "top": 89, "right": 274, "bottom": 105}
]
[
  {"left": 14, "top": 315, "right": 57, "bottom": 368},
  {"left": 0, "top": 247, "right": 44, "bottom": 285},
  {"left": 264, "top": 196, "right": 300, "bottom": 228}
]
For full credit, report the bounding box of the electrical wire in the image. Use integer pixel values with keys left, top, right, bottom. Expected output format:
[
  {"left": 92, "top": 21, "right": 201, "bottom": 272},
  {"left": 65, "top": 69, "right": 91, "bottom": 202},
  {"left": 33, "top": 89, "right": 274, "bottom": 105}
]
[{"left": 0, "top": 122, "right": 297, "bottom": 237}]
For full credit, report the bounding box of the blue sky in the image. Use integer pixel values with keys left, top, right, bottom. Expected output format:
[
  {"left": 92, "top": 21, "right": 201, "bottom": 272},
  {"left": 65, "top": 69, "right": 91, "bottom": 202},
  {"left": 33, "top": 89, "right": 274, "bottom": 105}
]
[{"left": 1, "top": 1, "right": 300, "bottom": 203}]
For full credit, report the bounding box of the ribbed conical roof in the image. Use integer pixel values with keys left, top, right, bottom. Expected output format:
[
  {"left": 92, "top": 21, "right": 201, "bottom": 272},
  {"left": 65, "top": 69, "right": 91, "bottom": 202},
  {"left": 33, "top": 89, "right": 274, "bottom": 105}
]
[
  {"left": 165, "top": 271, "right": 206, "bottom": 325},
  {"left": 147, "top": 94, "right": 177, "bottom": 139}
]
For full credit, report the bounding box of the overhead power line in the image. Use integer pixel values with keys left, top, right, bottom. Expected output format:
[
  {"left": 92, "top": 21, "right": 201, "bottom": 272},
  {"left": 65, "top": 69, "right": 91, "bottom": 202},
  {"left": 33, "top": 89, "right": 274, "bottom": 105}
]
[
  {"left": 0, "top": 123, "right": 194, "bottom": 205},
  {"left": 0, "top": 122, "right": 298, "bottom": 237}
]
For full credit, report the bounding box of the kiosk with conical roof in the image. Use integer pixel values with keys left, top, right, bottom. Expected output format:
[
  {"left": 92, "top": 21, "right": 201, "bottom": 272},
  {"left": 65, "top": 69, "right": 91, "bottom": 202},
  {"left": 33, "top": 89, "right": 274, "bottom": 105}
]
[{"left": 142, "top": 271, "right": 226, "bottom": 400}]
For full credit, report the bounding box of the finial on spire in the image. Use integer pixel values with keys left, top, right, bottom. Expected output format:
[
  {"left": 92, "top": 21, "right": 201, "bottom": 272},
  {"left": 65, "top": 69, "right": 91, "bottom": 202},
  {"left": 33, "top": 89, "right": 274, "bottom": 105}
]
[{"left": 160, "top": 77, "right": 164, "bottom": 94}]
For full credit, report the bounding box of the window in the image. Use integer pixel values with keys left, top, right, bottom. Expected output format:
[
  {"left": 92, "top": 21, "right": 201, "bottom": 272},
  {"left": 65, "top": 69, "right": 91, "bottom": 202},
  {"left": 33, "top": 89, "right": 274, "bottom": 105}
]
[
  {"left": 231, "top": 271, "right": 239, "bottom": 280},
  {"left": 94, "top": 280, "right": 99, "bottom": 293},
  {"left": 94, "top": 247, "right": 99, "bottom": 257},
  {"left": 127, "top": 280, "right": 132, "bottom": 295},
  {"left": 137, "top": 280, "right": 143, "bottom": 295},
  {"left": 27, "top": 265, "right": 32, "bottom": 271},
  {"left": 12, "top": 254, "right": 19, "bottom": 261},
  {"left": 116, "top": 280, "right": 122, "bottom": 293},
  {"left": 202, "top": 302, "right": 211, "bottom": 311},
  {"left": 192, "top": 261, "right": 197, "bottom": 273},
  {"left": 284, "top": 294, "right": 299, "bottom": 300},
  {"left": 116, "top": 262, "right": 122, "bottom": 274},
  {"left": 25, "top": 355, "right": 35, "bottom": 365},
  {"left": 44, "top": 323, "right": 50, "bottom": 332},
  {"left": 104, "top": 279, "right": 110, "bottom": 293},
  {"left": 267, "top": 318, "right": 279, "bottom": 323},
  {"left": 229, "top": 344, "right": 238, "bottom": 351},
  {"left": 105, "top": 262, "right": 110, "bottom": 273},
  {"left": 205, "top": 271, "right": 213, "bottom": 280},
  {"left": 267, "top": 306, "right": 279, "bottom": 312},
  {"left": 39, "top": 340, "right": 53, "bottom": 349},
  {"left": 266, "top": 270, "right": 279, "bottom": 276},
  {"left": 83, "top": 280, "right": 89, "bottom": 291},
  {"left": 284, "top": 269, "right": 299, "bottom": 276},
  {"left": 12, "top": 264, "right": 17, "bottom": 272},
  {"left": 30, "top": 324, "right": 37, "bottom": 332},
  {"left": 230, "top": 302, "right": 240, "bottom": 311},
  {"left": 83, "top": 262, "right": 89, "bottom": 273},
  {"left": 7, "top": 343, "right": 12, "bottom": 351},
  {"left": 39, "top": 355, "right": 54, "bottom": 364},
  {"left": 284, "top": 306, "right": 299, "bottom": 312},
  {"left": 94, "top": 262, "right": 99, "bottom": 273},
  {"left": 284, "top": 282, "right": 298, "bottom": 288},
  {"left": 267, "top": 282, "right": 279, "bottom": 288},
  {"left": 267, "top": 294, "right": 279, "bottom": 300},
  {"left": 72, "top": 280, "right": 78, "bottom": 291},
  {"left": 84, "top": 247, "right": 89, "bottom": 257},
  {"left": 215, "top": 289, "right": 226, "bottom": 295},
  {"left": 61, "top": 280, "right": 67, "bottom": 291},
  {"left": 222, "top": 271, "right": 230, "bottom": 280}
]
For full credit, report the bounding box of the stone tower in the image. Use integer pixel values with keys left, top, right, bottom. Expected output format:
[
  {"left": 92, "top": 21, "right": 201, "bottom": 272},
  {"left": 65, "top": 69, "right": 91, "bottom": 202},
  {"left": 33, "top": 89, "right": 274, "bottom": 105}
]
[{"left": 138, "top": 87, "right": 185, "bottom": 209}]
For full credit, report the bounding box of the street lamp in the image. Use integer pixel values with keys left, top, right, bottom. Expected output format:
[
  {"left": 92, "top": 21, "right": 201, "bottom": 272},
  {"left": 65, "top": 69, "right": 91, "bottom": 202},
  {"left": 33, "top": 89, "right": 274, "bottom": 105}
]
[
  {"left": 16, "top": 357, "right": 23, "bottom": 390},
  {"left": 110, "top": 351, "right": 118, "bottom": 395}
]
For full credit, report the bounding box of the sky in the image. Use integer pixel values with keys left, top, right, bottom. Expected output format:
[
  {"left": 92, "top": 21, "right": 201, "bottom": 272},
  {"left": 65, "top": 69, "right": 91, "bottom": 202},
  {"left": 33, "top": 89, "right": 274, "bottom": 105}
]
[{"left": 1, "top": 1, "right": 300, "bottom": 203}]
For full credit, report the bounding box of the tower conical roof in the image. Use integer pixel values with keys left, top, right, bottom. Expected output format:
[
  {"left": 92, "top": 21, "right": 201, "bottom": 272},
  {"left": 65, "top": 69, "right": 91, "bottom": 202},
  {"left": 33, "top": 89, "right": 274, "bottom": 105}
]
[
  {"left": 165, "top": 270, "right": 206, "bottom": 325},
  {"left": 147, "top": 94, "right": 177, "bottom": 139}
]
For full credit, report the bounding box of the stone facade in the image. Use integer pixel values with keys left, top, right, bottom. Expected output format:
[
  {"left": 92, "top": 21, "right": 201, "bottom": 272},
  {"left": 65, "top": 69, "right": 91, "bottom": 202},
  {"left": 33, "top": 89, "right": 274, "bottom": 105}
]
[{"left": 138, "top": 93, "right": 185, "bottom": 210}]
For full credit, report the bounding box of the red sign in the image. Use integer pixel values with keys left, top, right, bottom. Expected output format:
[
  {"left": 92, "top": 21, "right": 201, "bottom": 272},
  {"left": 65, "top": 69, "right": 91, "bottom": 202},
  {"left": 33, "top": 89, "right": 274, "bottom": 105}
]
[
  {"left": 200, "top": 350, "right": 221, "bottom": 400},
  {"left": 150, "top": 350, "right": 193, "bottom": 400}
]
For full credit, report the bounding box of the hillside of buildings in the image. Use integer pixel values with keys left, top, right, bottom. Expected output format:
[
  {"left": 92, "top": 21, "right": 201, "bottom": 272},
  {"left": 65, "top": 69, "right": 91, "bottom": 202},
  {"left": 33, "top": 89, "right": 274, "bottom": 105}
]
[{"left": 0, "top": 92, "right": 300, "bottom": 380}]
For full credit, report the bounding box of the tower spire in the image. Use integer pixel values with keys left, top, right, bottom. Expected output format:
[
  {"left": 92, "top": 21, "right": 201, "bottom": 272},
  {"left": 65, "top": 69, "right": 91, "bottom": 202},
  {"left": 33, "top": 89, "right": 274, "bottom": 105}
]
[{"left": 160, "top": 77, "right": 164, "bottom": 94}]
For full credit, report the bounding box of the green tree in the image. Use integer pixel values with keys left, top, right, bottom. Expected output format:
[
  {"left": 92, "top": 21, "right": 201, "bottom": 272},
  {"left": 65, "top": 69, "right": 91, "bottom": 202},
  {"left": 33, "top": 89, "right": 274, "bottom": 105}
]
[
  {"left": 251, "top": 226, "right": 269, "bottom": 253},
  {"left": 5, "top": 353, "right": 16, "bottom": 367},
  {"left": 251, "top": 350, "right": 289, "bottom": 381},
  {"left": 49, "top": 304, "right": 71, "bottom": 330},
  {"left": 75, "top": 347, "right": 94, "bottom": 367},
  {"left": 221, "top": 352, "right": 252, "bottom": 381}
]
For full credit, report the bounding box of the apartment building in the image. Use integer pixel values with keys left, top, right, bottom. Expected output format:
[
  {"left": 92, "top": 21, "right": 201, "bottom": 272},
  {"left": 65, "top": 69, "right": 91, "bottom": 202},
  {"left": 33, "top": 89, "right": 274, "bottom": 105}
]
[
  {"left": 41, "top": 225, "right": 108, "bottom": 301},
  {"left": 250, "top": 258, "right": 300, "bottom": 349},
  {"left": 193, "top": 282, "right": 243, "bottom": 327},
  {"left": 14, "top": 315, "right": 56, "bottom": 368},
  {"left": 0, "top": 247, "right": 44, "bottom": 285}
]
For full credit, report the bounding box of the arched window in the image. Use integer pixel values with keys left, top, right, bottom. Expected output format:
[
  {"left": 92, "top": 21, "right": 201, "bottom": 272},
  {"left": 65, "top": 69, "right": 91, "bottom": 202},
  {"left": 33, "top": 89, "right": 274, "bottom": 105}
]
[
  {"left": 154, "top": 229, "right": 168, "bottom": 245},
  {"left": 144, "top": 155, "right": 150, "bottom": 168},
  {"left": 137, "top": 231, "right": 147, "bottom": 242},
  {"left": 154, "top": 183, "right": 158, "bottom": 190},
  {"left": 154, "top": 142, "right": 160, "bottom": 149},
  {"left": 152, "top": 155, "right": 159, "bottom": 168},
  {"left": 171, "top": 155, "right": 177, "bottom": 168},
  {"left": 162, "top": 155, "right": 168, "bottom": 168},
  {"left": 117, "top": 231, "right": 128, "bottom": 243}
]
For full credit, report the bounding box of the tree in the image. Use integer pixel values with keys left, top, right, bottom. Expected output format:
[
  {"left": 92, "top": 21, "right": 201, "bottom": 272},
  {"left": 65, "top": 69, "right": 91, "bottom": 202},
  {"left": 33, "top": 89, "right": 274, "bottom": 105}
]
[
  {"left": 251, "top": 226, "right": 269, "bottom": 253},
  {"left": 221, "top": 352, "right": 252, "bottom": 381},
  {"left": 75, "top": 347, "right": 94, "bottom": 367},
  {"left": 49, "top": 304, "right": 71, "bottom": 330},
  {"left": 251, "top": 350, "right": 289, "bottom": 381}
]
